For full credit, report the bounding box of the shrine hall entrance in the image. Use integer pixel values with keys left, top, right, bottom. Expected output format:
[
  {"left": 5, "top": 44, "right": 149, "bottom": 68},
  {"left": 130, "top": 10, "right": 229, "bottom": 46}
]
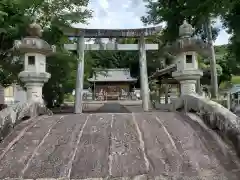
[{"left": 87, "top": 68, "right": 137, "bottom": 101}]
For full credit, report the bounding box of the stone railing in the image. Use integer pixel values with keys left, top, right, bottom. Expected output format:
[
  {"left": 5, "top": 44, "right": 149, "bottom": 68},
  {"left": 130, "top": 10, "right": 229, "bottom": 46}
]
[
  {"left": 0, "top": 101, "right": 53, "bottom": 142},
  {"left": 172, "top": 94, "right": 240, "bottom": 156},
  {"left": 211, "top": 98, "right": 229, "bottom": 109}
]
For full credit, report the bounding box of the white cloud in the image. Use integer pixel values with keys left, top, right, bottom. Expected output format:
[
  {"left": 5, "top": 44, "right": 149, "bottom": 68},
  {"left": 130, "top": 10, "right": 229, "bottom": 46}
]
[
  {"left": 215, "top": 29, "right": 231, "bottom": 45},
  {"left": 100, "top": 0, "right": 109, "bottom": 9},
  {"left": 213, "top": 17, "right": 231, "bottom": 45},
  {"left": 73, "top": 0, "right": 230, "bottom": 45}
]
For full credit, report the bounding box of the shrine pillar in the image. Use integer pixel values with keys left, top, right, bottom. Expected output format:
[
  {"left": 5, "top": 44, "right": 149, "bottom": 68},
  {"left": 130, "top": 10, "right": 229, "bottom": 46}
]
[
  {"left": 139, "top": 34, "right": 150, "bottom": 111},
  {"left": 74, "top": 36, "right": 85, "bottom": 114}
]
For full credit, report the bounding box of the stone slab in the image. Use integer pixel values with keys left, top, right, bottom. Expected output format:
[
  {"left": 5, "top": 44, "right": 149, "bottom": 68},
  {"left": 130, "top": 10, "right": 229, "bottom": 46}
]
[
  {"left": 110, "top": 113, "right": 146, "bottom": 177},
  {"left": 70, "top": 114, "right": 112, "bottom": 179},
  {"left": 0, "top": 112, "right": 240, "bottom": 179},
  {"left": 23, "top": 114, "right": 89, "bottom": 179},
  {"left": 133, "top": 113, "right": 180, "bottom": 176},
  {"left": 0, "top": 116, "right": 40, "bottom": 155},
  {"left": 0, "top": 115, "right": 61, "bottom": 178}
]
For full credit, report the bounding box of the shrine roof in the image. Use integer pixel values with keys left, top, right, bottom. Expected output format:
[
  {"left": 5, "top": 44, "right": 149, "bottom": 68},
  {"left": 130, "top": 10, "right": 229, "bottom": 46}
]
[
  {"left": 229, "top": 85, "right": 240, "bottom": 94},
  {"left": 88, "top": 68, "right": 137, "bottom": 82},
  {"left": 149, "top": 64, "right": 177, "bottom": 79}
]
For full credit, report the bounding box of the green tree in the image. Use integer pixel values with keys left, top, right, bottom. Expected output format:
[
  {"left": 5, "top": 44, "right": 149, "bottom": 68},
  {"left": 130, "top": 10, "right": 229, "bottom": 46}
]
[
  {"left": 141, "top": 0, "right": 235, "bottom": 97},
  {"left": 141, "top": 0, "right": 222, "bottom": 43},
  {"left": 0, "top": 0, "right": 92, "bottom": 107},
  {"left": 0, "top": 0, "right": 31, "bottom": 87},
  {"left": 222, "top": 2, "right": 240, "bottom": 77},
  {"left": 43, "top": 50, "right": 77, "bottom": 107},
  {"left": 215, "top": 45, "right": 232, "bottom": 85},
  {"left": 16, "top": 0, "right": 92, "bottom": 27}
]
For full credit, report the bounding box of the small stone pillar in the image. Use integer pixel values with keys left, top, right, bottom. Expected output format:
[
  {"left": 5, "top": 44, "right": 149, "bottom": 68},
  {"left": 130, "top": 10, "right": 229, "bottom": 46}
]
[
  {"left": 226, "top": 92, "right": 231, "bottom": 109},
  {"left": 164, "top": 84, "right": 169, "bottom": 104},
  {"left": 0, "top": 85, "right": 5, "bottom": 104},
  {"left": 13, "top": 23, "right": 55, "bottom": 103},
  {"left": 170, "top": 20, "right": 208, "bottom": 95},
  {"left": 196, "top": 79, "right": 201, "bottom": 94}
]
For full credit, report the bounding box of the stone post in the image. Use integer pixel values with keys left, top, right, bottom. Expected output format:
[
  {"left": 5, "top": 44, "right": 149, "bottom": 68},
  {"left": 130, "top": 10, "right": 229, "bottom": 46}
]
[
  {"left": 226, "top": 92, "right": 231, "bottom": 110},
  {"left": 139, "top": 35, "right": 150, "bottom": 111},
  {"left": 196, "top": 79, "right": 201, "bottom": 94},
  {"left": 0, "top": 85, "right": 5, "bottom": 105},
  {"left": 158, "top": 83, "right": 161, "bottom": 103},
  {"left": 74, "top": 36, "right": 85, "bottom": 114},
  {"left": 237, "top": 92, "right": 240, "bottom": 105},
  {"left": 164, "top": 84, "right": 169, "bottom": 104}
]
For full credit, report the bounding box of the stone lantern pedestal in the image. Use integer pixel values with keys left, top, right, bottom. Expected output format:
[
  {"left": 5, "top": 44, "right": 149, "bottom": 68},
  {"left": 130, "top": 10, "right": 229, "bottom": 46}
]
[
  {"left": 13, "top": 23, "right": 55, "bottom": 103},
  {"left": 18, "top": 72, "right": 50, "bottom": 103},
  {"left": 172, "top": 70, "right": 203, "bottom": 94}
]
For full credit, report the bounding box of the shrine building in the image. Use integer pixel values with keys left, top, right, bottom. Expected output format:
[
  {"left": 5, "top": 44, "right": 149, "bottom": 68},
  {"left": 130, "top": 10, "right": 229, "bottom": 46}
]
[{"left": 88, "top": 68, "right": 137, "bottom": 100}]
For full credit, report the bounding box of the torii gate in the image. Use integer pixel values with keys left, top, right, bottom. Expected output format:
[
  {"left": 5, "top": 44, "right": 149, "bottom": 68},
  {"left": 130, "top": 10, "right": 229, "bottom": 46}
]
[{"left": 63, "top": 27, "right": 161, "bottom": 113}]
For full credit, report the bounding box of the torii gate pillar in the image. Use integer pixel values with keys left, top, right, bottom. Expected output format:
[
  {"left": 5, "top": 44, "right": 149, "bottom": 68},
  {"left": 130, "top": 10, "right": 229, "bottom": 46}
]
[
  {"left": 139, "top": 35, "right": 150, "bottom": 111},
  {"left": 75, "top": 36, "right": 85, "bottom": 114}
]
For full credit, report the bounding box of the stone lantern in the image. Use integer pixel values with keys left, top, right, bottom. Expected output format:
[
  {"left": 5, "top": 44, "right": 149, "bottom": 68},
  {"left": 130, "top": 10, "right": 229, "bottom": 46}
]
[
  {"left": 13, "top": 23, "right": 55, "bottom": 103},
  {"left": 165, "top": 20, "right": 211, "bottom": 95}
]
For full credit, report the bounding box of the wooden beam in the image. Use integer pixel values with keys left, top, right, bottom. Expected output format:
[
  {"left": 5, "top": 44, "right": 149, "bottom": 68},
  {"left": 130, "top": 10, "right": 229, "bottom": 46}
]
[
  {"left": 160, "top": 78, "right": 179, "bottom": 84},
  {"left": 64, "top": 43, "right": 158, "bottom": 51}
]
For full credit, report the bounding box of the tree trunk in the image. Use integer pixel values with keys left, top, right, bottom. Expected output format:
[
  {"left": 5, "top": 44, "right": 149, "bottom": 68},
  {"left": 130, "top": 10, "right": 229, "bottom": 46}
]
[{"left": 206, "top": 17, "right": 218, "bottom": 98}]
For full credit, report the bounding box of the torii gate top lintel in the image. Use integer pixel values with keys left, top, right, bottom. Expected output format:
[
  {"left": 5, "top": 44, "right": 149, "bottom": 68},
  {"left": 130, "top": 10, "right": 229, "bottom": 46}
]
[{"left": 63, "top": 26, "right": 162, "bottom": 38}]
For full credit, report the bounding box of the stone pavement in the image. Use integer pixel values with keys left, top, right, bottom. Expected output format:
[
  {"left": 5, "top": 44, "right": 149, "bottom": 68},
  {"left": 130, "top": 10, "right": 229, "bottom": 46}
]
[
  {"left": 54, "top": 102, "right": 143, "bottom": 114},
  {"left": 95, "top": 103, "right": 130, "bottom": 113},
  {"left": 0, "top": 108, "right": 240, "bottom": 179}
]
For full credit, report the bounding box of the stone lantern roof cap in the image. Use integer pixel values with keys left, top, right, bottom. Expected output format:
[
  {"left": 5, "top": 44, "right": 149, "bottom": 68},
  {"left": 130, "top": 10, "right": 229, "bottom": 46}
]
[
  {"left": 27, "top": 22, "right": 42, "bottom": 37},
  {"left": 163, "top": 38, "right": 211, "bottom": 58},
  {"left": 13, "top": 37, "right": 55, "bottom": 56},
  {"left": 12, "top": 23, "right": 56, "bottom": 55},
  {"left": 179, "top": 20, "right": 194, "bottom": 38},
  {"left": 163, "top": 20, "right": 211, "bottom": 57}
]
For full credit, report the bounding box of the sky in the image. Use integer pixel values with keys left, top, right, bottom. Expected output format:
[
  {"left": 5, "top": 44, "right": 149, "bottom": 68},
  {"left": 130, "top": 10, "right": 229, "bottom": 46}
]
[{"left": 74, "top": 0, "right": 231, "bottom": 45}]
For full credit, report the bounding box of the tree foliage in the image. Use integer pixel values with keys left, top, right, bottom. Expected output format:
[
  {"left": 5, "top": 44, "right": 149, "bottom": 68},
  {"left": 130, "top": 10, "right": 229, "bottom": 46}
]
[
  {"left": 141, "top": 0, "right": 222, "bottom": 43},
  {"left": 2, "top": 0, "right": 240, "bottom": 107},
  {"left": 222, "top": 3, "right": 240, "bottom": 76},
  {"left": 141, "top": 0, "right": 240, "bottom": 89},
  {"left": 0, "top": 0, "right": 31, "bottom": 87},
  {"left": 15, "top": 0, "right": 92, "bottom": 27},
  {"left": 0, "top": 0, "right": 91, "bottom": 107}
]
